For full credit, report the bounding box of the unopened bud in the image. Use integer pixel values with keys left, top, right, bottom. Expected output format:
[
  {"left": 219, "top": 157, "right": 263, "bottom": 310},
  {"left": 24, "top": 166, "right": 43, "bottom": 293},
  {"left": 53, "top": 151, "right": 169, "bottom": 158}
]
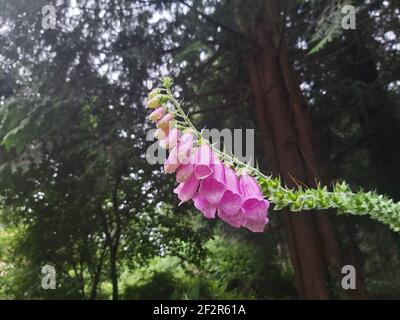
[
  {"left": 155, "top": 128, "right": 168, "bottom": 140},
  {"left": 156, "top": 113, "right": 174, "bottom": 130},
  {"left": 148, "top": 88, "right": 161, "bottom": 99},
  {"left": 147, "top": 96, "right": 161, "bottom": 109},
  {"left": 149, "top": 107, "right": 166, "bottom": 122},
  {"left": 147, "top": 94, "right": 169, "bottom": 109}
]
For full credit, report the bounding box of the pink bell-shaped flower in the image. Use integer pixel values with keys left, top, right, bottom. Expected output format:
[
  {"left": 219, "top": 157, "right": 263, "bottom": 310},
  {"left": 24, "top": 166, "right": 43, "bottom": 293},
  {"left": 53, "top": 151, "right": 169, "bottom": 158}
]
[
  {"left": 164, "top": 146, "right": 180, "bottom": 174},
  {"left": 176, "top": 132, "right": 193, "bottom": 164},
  {"left": 193, "top": 195, "right": 217, "bottom": 219},
  {"left": 176, "top": 163, "right": 194, "bottom": 183},
  {"left": 175, "top": 152, "right": 196, "bottom": 183},
  {"left": 218, "top": 208, "right": 244, "bottom": 228},
  {"left": 173, "top": 174, "right": 200, "bottom": 205},
  {"left": 218, "top": 166, "right": 243, "bottom": 214},
  {"left": 193, "top": 143, "right": 214, "bottom": 180},
  {"left": 198, "top": 160, "right": 226, "bottom": 205},
  {"left": 239, "top": 172, "right": 269, "bottom": 232},
  {"left": 242, "top": 216, "right": 269, "bottom": 233},
  {"left": 164, "top": 132, "right": 194, "bottom": 174}
]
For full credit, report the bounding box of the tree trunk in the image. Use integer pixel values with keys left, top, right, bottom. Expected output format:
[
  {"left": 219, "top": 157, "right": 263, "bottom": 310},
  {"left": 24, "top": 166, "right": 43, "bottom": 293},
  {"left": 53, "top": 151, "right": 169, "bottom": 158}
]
[
  {"left": 244, "top": 1, "right": 355, "bottom": 299},
  {"left": 98, "top": 206, "right": 120, "bottom": 300},
  {"left": 110, "top": 245, "right": 119, "bottom": 300},
  {"left": 89, "top": 246, "right": 107, "bottom": 300}
]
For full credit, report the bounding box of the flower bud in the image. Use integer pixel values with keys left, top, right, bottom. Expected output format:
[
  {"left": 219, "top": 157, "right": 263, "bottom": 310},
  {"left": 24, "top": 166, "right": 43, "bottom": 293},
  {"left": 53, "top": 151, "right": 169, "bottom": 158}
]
[
  {"left": 147, "top": 95, "right": 161, "bottom": 109},
  {"left": 155, "top": 128, "right": 168, "bottom": 140},
  {"left": 160, "top": 127, "right": 181, "bottom": 149},
  {"left": 164, "top": 146, "right": 180, "bottom": 174},
  {"left": 148, "top": 88, "right": 161, "bottom": 99},
  {"left": 148, "top": 107, "right": 166, "bottom": 122},
  {"left": 156, "top": 113, "right": 174, "bottom": 130},
  {"left": 147, "top": 93, "right": 170, "bottom": 109}
]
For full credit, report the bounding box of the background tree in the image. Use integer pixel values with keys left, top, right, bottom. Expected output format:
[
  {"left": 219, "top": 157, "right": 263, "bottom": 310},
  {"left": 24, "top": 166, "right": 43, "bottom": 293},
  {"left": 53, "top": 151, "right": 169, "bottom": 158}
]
[{"left": 1, "top": 0, "right": 400, "bottom": 299}]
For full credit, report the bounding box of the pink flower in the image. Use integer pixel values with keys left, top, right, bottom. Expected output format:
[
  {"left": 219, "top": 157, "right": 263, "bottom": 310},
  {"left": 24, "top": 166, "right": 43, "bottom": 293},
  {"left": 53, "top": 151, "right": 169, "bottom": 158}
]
[
  {"left": 145, "top": 88, "right": 270, "bottom": 233},
  {"left": 198, "top": 160, "right": 226, "bottom": 205},
  {"left": 164, "top": 146, "right": 180, "bottom": 174},
  {"left": 164, "top": 131, "right": 195, "bottom": 175},
  {"left": 239, "top": 172, "right": 269, "bottom": 232},
  {"left": 242, "top": 216, "right": 269, "bottom": 233},
  {"left": 176, "top": 163, "right": 194, "bottom": 183},
  {"left": 217, "top": 168, "right": 244, "bottom": 228},
  {"left": 149, "top": 107, "right": 166, "bottom": 122},
  {"left": 160, "top": 127, "right": 181, "bottom": 149},
  {"left": 218, "top": 209, "right": 243, "bottom": 228},
  {"left": 176, "top": 132, "right": 193, "bottom": 164},
  {"left": 239, "top": 172, "right": 263, "bottom": 198},
  {"left": 164, "top": 132, "right": 195, "bottom": 174},
  {"left": 173, "top": 174, "right": 200, "bottom": 205},
  {"left": 241, "top": 198, "right": 270, "bottom": 221},
  {"left": 179, "top": 131, "right": 194, "bottom": 144},
  {"left": 175, "top": 152, "right": 196, "bottom": 183},
  {"left": 193, "top": 143, "right": 214, "bottom": 180},
  {"left": 193, "top": 195, "right": 217, "bottom": 219},
  {"left": 218, "top": 166, "right": 243, "bottom": 214}
]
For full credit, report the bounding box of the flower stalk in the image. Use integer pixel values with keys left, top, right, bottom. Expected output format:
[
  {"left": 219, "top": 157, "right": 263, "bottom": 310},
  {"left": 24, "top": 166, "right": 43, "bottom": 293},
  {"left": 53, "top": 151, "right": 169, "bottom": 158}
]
[{"left": 152, "top": 77, "right": 400, "bottom": 233}]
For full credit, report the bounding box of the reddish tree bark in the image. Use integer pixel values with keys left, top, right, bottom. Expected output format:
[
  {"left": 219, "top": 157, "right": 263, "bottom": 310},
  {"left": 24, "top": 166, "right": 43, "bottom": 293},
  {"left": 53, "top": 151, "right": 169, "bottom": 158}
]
[{"left": 242, "top": 1, "right": 367, "bottom": 299}]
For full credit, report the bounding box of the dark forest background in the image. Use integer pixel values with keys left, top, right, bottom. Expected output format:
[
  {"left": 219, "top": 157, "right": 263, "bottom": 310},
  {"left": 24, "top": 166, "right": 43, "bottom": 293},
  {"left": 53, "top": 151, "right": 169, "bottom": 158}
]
[{"left": 0, "top": 0, "right": 400, "bottom": 299}]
